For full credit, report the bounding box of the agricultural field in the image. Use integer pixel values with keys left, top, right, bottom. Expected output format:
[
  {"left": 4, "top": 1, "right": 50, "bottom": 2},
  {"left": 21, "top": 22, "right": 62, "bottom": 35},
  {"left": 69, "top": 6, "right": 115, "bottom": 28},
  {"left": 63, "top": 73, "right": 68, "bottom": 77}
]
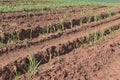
[{"left": 0, "top": 0, "right": 120, "bottom": 80}]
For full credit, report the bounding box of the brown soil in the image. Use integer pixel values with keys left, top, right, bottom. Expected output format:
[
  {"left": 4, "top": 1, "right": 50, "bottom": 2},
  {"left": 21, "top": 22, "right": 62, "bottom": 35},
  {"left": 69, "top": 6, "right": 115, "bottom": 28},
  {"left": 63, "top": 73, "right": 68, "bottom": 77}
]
[
  {"left": 0, "top": 5, "right": 120, "bottom": 80},
  {"left": 1, "top": 13, "right": 120, "bottom": 54},
  {"left": 0, "top": 6, "right": 119, "bottom": 53},
  {"left": 28, "top": 29, "right": 120, "bottom": 80},
  {"left": 0, "top": 5, "right": 113, "bottom": 43}
]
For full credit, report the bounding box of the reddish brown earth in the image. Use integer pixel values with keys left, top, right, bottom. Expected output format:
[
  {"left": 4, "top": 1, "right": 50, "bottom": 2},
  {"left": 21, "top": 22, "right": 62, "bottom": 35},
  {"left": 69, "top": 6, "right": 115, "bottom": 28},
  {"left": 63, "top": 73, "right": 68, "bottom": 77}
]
[
  {"left": 0, "top": 5, "right": 120, "bottom": 80},
  {"left": 0, "top": 5, "right": 113, "bottom": 42},
  {"left": 26, "top": 29, "right": 120, "bottom": 80},
  {"left": 0, "top": 6, "right": 120, "bottom": 54}
]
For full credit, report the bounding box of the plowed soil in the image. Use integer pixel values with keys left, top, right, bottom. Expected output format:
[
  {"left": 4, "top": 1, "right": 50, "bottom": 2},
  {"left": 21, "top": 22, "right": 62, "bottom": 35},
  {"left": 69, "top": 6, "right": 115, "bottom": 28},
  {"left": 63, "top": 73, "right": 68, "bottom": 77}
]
[
  {"left": 28, "top": 30, "right": 120, "bottom": 80},
  {"left": 0, "top": 5, "right": 120, "bottom": 80}
]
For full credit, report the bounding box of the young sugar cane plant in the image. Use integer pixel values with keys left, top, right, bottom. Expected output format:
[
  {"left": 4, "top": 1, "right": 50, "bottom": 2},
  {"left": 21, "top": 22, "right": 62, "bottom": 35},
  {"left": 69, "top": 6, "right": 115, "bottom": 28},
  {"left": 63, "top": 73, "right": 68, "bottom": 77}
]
[
  {"left": 70, "top": 20, "right": 73, "bottom": 28},
  {"left": 0, "top": 40, "right": 3, "bottom": 51},
  {"left": 108, "top": 12, "right": 112, "bottom": 17},
  {"left": 59, "top": 16, "right": 65, "bottom": 30},
  {"left": 30, "top": 29, "right": 33, "bottom": 40},
  {"left": 28, "top": 52, "right": 42, "bottom": 77},
  {"left": 109, "top": 28, "right": 114, "bottom": 35},
  {"left": 61, "top": 21, "right": 65, "bottom": 30},
  {"left": 100, "top": 30, "right": 105, "bottom": 40},
  {"left": 80, "top": 19, "right": 83, "bottom": 26},
  {"left": 7, "top": 35, "right": 13, "bottom": 48},
  {"left": 17, "top": 32, "right": 21, "bottom": 42},
  {"left": 52, "top": 25, "right": 56, "bottom": 32},
  {"left": 87, "top": 17, "right": 91, "bottom": 23},
  {"left": 13, "top": 65, "right": 19, "bottom": 80},
  {"left": 93, "top": 32, "right": 99, "bottom": 43},
  {"left": 86, "top": 34, "right": 92, "bottom": 45}
]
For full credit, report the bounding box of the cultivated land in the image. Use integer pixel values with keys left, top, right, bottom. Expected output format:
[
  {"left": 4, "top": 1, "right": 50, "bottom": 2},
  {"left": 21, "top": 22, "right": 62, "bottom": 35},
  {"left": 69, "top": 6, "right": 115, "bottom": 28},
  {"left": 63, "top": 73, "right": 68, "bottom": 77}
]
[{"left": 0, "top": 0, "right": 120, "bottom": 80}]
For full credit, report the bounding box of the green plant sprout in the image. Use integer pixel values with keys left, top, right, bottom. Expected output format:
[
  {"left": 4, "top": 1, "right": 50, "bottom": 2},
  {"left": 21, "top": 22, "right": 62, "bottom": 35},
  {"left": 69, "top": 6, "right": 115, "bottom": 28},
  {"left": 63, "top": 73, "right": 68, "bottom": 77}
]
[
  {"left": 70, "top": 21, "right": 73, "bottom": 28},
  {"left": 109, "top": 13, "right": 112, "bottom": 17},
  {"left": 46, "top": 26, "right": 50, "bottom": 33},
  {"left": 100, "top": 30, "right": 104, "bottom": 39},
  {"left": 53, "top": 25, "right": 56, "bottom": 32},
  {"left": 60, "top": 21, "right": 65, "bottom": 30},
  {"left": 80, "top": 20, "right": 83, "bottom": 26},
  {"left": 13, "top": 65, "right": 19, "bottom": 80},
  {"left": 49, "top": 52, "right": 52, "bottom": 61},
  {"left": 93, "top": 32, "right": 99, "bottom": 42},
  {"left": 28, "top": 52, "right": 42, "bottom": 77},
  {"left": 94, "top": 15, "right": 98, "bottom": 21},
  {"left": 17, "top": 33, "right": 21, "bottom": 42},
  {"left": 0, "top": 40, "right": 3, "bottom": 50},
  {"left": 109, "top": 28, "right": 114, "bottom": 35},
  {"left": 30, "top": 29, "right": 33, "bottom": 40},
  {"left": 86, "top": 34, "right": 92, "bottom": 45},
  {"left": 87, "top": 17, "right": 91, "bottom": 23}
]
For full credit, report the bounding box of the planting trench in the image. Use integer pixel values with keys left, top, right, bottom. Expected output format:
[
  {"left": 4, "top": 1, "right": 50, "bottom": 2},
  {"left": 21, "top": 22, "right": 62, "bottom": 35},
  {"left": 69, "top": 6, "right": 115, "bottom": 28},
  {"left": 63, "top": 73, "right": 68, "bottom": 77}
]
[
  {"left": 1, "top": 11, "right": 120, "bottom": 54},
  {"left": 0, "top": 6, "right": 114, "bottom": 43},
  {"left": 0, "top": 5, "right": 120, "bottom": 80},
  {"left": 0, "top": 13, "right": 120, "bottom": 79},
  {"left": 27, "top": 30, "right": 120, "bottom": 80},
  {"left": 0, "top": 5, "right": 107, "bottom": 19}
]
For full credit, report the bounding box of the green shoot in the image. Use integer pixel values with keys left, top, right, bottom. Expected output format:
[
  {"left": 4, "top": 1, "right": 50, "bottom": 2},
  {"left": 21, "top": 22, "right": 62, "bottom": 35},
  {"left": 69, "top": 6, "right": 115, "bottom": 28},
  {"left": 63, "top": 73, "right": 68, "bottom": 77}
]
[
  {"left": 53, "top": 25, "right": 56, "bottom": 32},
  {"left": 100, "top": 30, "right": 104, "bottom": 39},
  {"left": 87, "top": 17, "right": 91, "bottom": 23},
  {"left": 86, "top": 34, "right": 92, "bottom": 45},
  {"left": 13, "top": 65, "right": 19, "bottom": 80},
  {"left": 28, "top": 52, "right": 42, "bottom": 77},
  {"left": 70, "top": 21, "right": 73, "bottom": 28},
  {"left": 46, "top": 26, "right": 49, "bottom": 33},
  {"left": 109, "top": 28, "right": 114, "bottom": 35},
  {"left": 80, "top": 20, "right": 83, "bottom": 26},
  {"left": 49, "top": 53, "right": 52, "bottom": 61},
  {"left": 61, "top": 21, "right": 64, "bottom": 30},
  {"left": 109, "top": 13, "right": 112, "bottom": 17},
  {"left": 17, "top": 33, "right": 20, "bottom": 42},
  {"left": 30, "top": 29, "right": 33, "bottom": 40},
  {"left": 93, "top": 32, "right": 99, "bottom": 43}
]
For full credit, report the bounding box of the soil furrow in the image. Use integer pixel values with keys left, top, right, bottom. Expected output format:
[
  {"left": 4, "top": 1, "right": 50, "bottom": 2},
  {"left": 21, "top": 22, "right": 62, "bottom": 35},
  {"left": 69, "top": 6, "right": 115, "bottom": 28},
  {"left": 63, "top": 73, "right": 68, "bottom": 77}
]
[
  {"left": 0, "top": 5, "right": 107, "bottom": 20},
  {"left": 0, "top": 18, "right": 120, "bottom": 79},
  {"left": 29, "top": 30, "right": 120, "bottom": 80},
  {"left": 0, "top": 8, "right": 120, "bottom": 45},
  {"left": 1, "top": 13, "right": 120, "bottom": 54}
]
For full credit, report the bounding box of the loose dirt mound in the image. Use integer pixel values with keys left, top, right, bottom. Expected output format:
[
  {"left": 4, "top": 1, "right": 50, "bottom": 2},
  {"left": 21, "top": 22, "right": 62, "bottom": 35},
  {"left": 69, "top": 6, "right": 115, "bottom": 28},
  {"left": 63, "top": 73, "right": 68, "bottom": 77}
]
[
  {"left": 28, "top": 30, "right": 120, "bottom": 80},
  {"left": 0, "top": 5, "right": 120, "bottom": 80}
]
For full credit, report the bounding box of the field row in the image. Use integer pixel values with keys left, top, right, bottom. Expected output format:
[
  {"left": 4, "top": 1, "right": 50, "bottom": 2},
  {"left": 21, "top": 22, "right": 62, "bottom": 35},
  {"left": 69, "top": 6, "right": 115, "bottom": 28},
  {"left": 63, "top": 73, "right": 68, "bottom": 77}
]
[{"left": 0, "top": 5, "right": 120, "bottom": 80}]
